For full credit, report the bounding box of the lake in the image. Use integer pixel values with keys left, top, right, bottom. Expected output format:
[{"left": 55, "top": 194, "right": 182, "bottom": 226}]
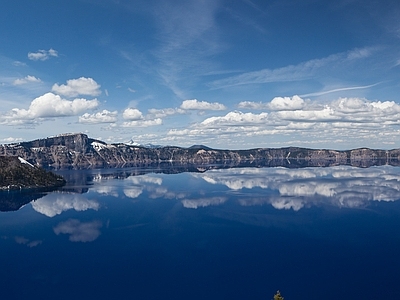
[{"left": 1, "top": 165, "right": 400, "bottom": 300}]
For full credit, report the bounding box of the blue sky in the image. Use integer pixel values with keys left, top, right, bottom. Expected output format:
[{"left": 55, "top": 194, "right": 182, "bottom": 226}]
[{"left": 1, "top": 0, "right": 400, "bottom": 149}]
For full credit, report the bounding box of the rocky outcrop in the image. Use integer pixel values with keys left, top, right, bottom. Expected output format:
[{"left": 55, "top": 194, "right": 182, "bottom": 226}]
[
  {"left": 0, "top": 133, "right": 399, "bottom": 169},
  {"left": 0, "top": 156, "right": 66, "bottom": 190}
]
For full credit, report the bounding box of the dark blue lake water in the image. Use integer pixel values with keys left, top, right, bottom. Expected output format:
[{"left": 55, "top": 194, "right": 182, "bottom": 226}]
[{"left": 1, "top": 165, "right": 400, "bottom": 300}]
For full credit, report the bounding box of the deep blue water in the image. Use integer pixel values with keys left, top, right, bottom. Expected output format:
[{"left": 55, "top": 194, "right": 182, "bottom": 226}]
[{"left": 1, "top": 166, "right": 400, "bottom": 299}]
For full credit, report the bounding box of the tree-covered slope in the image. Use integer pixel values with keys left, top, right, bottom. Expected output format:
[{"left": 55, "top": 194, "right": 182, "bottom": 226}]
[{"left": 0, "top": 156, "right": 65, "bottom": 190}]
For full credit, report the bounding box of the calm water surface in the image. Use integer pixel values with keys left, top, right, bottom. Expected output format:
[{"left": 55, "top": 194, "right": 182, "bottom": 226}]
[{"left": 1, "top": 165, "right": 400, "bottom": 300}]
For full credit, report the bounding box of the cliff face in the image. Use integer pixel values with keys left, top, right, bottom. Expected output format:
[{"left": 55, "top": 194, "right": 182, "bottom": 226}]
[{"left": 0, "top": 133, "right": 399, "bottom": 169}]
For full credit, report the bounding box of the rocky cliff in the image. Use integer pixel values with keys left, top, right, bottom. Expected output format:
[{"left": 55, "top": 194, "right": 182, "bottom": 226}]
[{"left": 1, "top": 133, "right": 399, "bottom": 169}]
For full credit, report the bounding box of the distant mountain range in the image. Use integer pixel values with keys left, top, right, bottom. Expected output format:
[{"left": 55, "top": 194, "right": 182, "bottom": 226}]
[
  {"left": 1, "top": 133, "right": 400, "bottom": 169},
  {"left": 125, "top": 139, "right": 165, "bottom": 149}
]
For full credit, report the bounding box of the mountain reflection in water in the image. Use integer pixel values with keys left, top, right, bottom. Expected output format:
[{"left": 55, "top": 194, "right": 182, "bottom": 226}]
[{"left": 1, "top": 165, "right": 400, "bottom": 300}]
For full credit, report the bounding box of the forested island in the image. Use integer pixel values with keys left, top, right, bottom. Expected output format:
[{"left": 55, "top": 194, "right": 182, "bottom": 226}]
[{"left": 0, "top": 156, "right": 65, "bottom": 191}]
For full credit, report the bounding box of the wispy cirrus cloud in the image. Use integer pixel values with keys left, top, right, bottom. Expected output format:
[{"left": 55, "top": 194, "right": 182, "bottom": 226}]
[
  {"left": 209, "top": 47, "right": 378, "bottom": 89},
  {"left": 13, "top": 61, "right": 27, "bottom": 67},
  {"left": 300, "top": 83, "right": 382, "bottom": 97},
  {"left": 149, "top": 0, "right": 223, "bottom": 98}
]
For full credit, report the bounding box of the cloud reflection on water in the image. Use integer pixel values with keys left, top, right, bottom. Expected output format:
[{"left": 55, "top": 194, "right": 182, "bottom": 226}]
[
  {"left": 53, "top": 219, "right": 102, "bottom": 242},
  {"left": 123, "top": 186, "right": 143, "bottom": 199},
  {"left": 14, "top": 236, "right": 42, "bottom": 247},
  {"left": 192, "top": 166, "right": 400, "bottom": 210},
  {"left": 31, "top": 193, "right": 100, "bottom": 217},
  {"left": 128, "top": 175, "right": 163, "bottom": 186},
  {"left": 31, "top": 166, "right": 400, "bottom": 215},
  {"left": 124, "top": 175, "right": 165, "bottom": 199},
  {"left": 182, "top": 197, "right": 228, "bottom": 209}
]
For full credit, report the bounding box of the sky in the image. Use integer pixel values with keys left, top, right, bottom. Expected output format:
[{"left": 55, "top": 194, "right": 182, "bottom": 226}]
[{"left": 1, "top": 0, "right": 400, "bottom": 149}]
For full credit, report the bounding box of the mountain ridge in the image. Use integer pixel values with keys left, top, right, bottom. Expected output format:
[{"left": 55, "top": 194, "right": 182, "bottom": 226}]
[{"left": 1, "top": 133, "right": 399, "bottom": 169}]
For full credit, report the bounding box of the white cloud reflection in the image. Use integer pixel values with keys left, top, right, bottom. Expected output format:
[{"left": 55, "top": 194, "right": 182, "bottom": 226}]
[
  {"left": 14, "top": 236, "right": 43, "bottom": 248},
  {"left": 123, "top": 186, "right": 143, "bottom": 199},
  {"left": 125, "top": 175, "right": 164, "bottom": 199},
  {"left": 128, "top": 175, "right": 163, "bottom": 186},
  {"left": 193, "top": 166, "right": 400, "bottom": 210},
  {"left": 91, "top": 185, "right": 119, "bottom": 197},
  {"left": 147, "top": 186, "right": 187, "bottom": 200},
  {"left": 53, "top": 219, "right": 102, "bottom": 242},
  {"left": 31, "top": 193, "right": 100, "bottom": 217},
  {"left": 182, "top": 197, "right": 227, "bottom": 209}
]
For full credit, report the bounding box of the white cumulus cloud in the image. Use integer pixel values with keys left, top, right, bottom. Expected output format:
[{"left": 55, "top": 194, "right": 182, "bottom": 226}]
[
  {"left": 238, "top": 96, "right": 306, "bottom": 111},
  {"left": 277, "top": 97, "right": 400, "bottom": 123},
  {"left": 79, "top": 110, "right": 118, "bottom": 124},
  {"left": 200, "top": 111, "right": 269, "bottom": 127},
  {"left": 181, "top": 99, "right": 226, "bottom": 110},
  {"left": 52, "top": 77, "right": 101, "bottom": 97},
  {"left": 122, "top": 118, "right": 162, "bottom": 127},
  {"left": 268, "top": 95, "right": 305, "bottom": 111},
  {"left": 122, "top": 108, "right": 143, "bottom": 120},
  {"left": 13, "top": 75, "right": 42, "bottom": 85},
  {"left": 237, "top": 101, "right": 269, "bottom": 110},
  {"left": 147, "top": 107, "right": 186, "bottom": 118},
  {"left": 28, "top": 48, "right": 58, "bottom": 61},
  {"left": 0, "top": 93, "right": 99, "bottom": 125},
  {"left": 164, "top": 95, "right": 400, "bottom": 148}
]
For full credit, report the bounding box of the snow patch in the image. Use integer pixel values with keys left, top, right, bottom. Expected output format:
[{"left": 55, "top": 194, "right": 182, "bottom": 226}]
[
  {"left": 91, "top": 141, "right": 107, "bottom": 152},
  {"left": 126, "top": 139, "right": 142, "bottom": 146},
  {"left": 18, "top": 157, "right": 35, "bottom": 168},
  {"left": 125, "top": 139, "right": 165, "bottom": 148}
]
